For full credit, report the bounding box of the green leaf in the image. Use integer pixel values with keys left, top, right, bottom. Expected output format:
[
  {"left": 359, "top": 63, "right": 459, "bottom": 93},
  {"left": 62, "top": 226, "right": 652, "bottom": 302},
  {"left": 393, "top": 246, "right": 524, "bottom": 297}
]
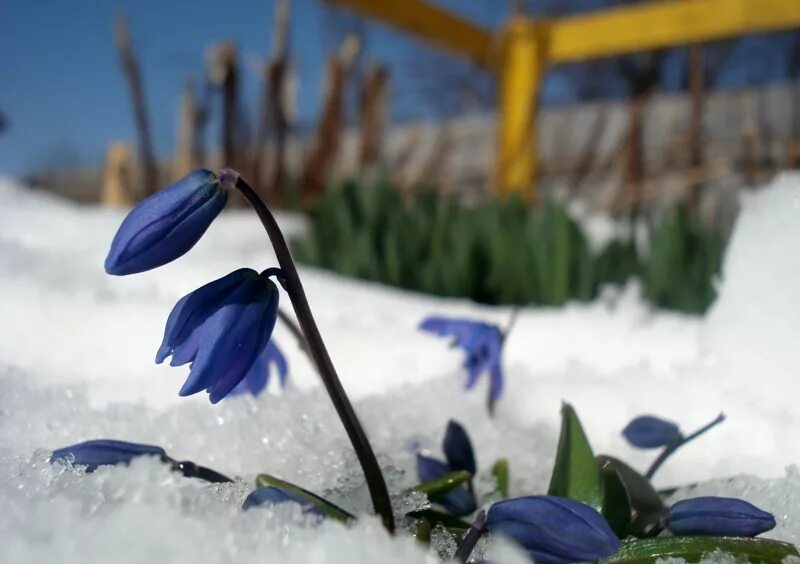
[
  {"left": 492, "top": 459, "right": 510, "bottom": 499},
  {"left": 413, "top": 470, "right": 472, "bottom": 503},
  {"left": 547, "top": 403, "right": 602, "bottom": 510},
  {"left": 407, "top": 509, "right": 471, "bottom": 534},
  {"left": 255, "top": 473, "right": 355, "bottom": 522},
  {"left": 415, "top": 517, "right": 432, "bottom": 544},
  {"left": 597, "top": 455, "right": 666, "bottom": 538},
  {"left": 601, "top": 536, "right": 800, "bottom": 564}
]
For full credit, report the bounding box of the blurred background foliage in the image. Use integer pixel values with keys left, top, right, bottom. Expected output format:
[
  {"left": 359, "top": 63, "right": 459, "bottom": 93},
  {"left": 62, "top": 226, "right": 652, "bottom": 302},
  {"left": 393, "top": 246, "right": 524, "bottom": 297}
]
[{"left": 293, "top": 178, "right": 724, "bottom": 313}]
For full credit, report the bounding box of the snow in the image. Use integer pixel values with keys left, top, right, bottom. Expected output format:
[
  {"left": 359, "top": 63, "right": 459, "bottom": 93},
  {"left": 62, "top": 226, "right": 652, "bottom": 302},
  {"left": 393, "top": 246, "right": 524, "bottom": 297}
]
[{"left": 1, "top": 173, "right": 800, "bottom": 562}]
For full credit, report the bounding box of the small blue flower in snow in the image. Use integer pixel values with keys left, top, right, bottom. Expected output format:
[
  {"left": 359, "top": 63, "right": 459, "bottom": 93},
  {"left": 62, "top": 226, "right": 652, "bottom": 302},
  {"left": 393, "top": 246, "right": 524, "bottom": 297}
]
[
  {"left": 242, "top": 486, "right": 323, "bottom": 517},
  {"left": 416, "top": 420, "right": 477, "bottom": 516},
  {"left": 157, "top": 268, "right": 280, "bottom": 403},
  {"left": 228, "top": 341, "right": 288, "bottom": 398},
  {"left": 622, "top": 415, "right": 683, "bottom": 449},
  {"left": 50, "top": 439, "right": 167, "bottom": 472},
  {"left": 419, "top": 316, "right": 504, "bottom": 409},
  {"left": 667, "top": 496, "right": 776, "bottom": 537},
  {"left": 105, "top": 169, "right": 230, "bottom": 275},
  {"left": 486, "top": 495, "right": 620, "bottom": 564}
]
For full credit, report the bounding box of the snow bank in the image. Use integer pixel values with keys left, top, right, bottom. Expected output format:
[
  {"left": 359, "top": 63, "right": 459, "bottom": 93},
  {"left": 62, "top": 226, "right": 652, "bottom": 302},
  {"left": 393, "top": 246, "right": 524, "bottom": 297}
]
[{"left": 1, "top": 174, "right": 800, "bottom": 562}]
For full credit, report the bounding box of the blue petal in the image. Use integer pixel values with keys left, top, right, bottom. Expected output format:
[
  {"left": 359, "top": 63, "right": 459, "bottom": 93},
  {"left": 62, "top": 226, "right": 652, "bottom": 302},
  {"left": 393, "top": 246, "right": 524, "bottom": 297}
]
[
  {"left": 242, "top": 486, "right": 323, "bottom": 517},
  {"left": 622, "top": 415, "right": 683, "bottom": 449},
  {"left": 441, "top": 485, "right": 477, "bottom": 516},
  {"left": 419, "top": 316, "right": 487, "bottom": 346},
  {"left": 487, "top": 496, "right": 620, "bottom": 562},
  {"left": 105, "top": 170, "right": 227, "bottom": 275},
  {"left": 667, "top": 497, "right": 776, "bottom": 537},
  {"left": 156, "top": 268, "right": 258, "bottom": 364},
  {"left": 207, "top": 281, "right": 279, "bottom": 403},
  {"left": 416, "top": 454, "right": 450, "bottom": 483},
  {"left": 229, "top": 340, "right": 289, "bottom": 398},
  {"left": 50, "top": 439, "right": 166, "bottom": 472},
  {"left": 443, "top": 420, "right": 476, "bottom": 476},
  {"left": 177, "top": 278, "right": 272, "bottom": 399}
]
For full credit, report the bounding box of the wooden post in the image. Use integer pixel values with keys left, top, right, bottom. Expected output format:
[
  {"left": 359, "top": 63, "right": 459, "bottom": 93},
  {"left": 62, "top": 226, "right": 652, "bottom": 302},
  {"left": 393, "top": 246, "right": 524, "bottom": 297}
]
[
  {"left": 496, "top": 19, "right": 545, "bottom": 202},
  {"left": 173, "top": 82, "right": 199, "bottom": 179},
  {"left": 102, "top": 142, "right": 135, "bottom": 207},
  {"left": 359, "top": 64, "right": 390, "bottom": 169},
  {"left": 300, "top": 34, "right": 362, "bottom": 204},
  {"left": 115, "top": 12, "right": 157, "bottom": 198},
  {"left": 208, "top": 43, "right": 241, "bottom": 171},
  {"left": 255, "top": 0, "right": 291, "bottom": 201}
]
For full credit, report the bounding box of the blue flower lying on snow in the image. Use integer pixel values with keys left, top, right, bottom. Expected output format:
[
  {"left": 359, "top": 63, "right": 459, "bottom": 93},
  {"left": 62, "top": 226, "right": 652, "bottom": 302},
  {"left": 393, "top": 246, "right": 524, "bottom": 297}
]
[
  {"left": 419, "top": 316, "right": 504, "bottom": 411},
  {"left": 667, "top": 496, "right": 776, "bottom": 537},
  {"left": 242, "top": 486, "right": 323, "bottom": 517},
  {"left": 486, "top": 495, "right": 620, "bottom": 564},
  {"left": 105, "top": 169, "right": 230, "bottom": 275},
  {"left": 622, "top": 415, "right": 683, "bottom": 448},
  {"left": 50, "top": 439, "right": 167, "bottom": 472},
  {"left": 156, "top": 268, "right": 281, "bottom": 403},
  {"left": 416, "top": 420, "right": 477, "bottom": 516}
]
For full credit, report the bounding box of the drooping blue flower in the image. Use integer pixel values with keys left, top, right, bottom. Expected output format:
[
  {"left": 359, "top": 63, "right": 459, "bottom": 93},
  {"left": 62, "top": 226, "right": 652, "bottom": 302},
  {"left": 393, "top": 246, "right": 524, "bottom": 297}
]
[
  {"left": 417, "top": 454, "right": 477, "bottom": 516},
  {"left": 228, "top": 340, "right": 288, "bottom": 398},
  {"left": 156, "top": 268, "right": 280, "bottom": 403},
  {"left": 443, "top": 419, "right": 477, "bottom": 476},
  {"left": 105, "top": 169, "right": 229, "bottom": 275},
  {"left": 50, "top": 439, "right": 167, "bottom": 472},
  {"left": 242, "top": 486, "right": 324, "bottom": 517},
  {"left": 486, "top": 495, "right": 620, "bottom": 564},
  {"left": 419, "top": 316, "right": 504, "bottom": 409},
  {"left": 415, "top": 419, "right": 477, "bottom": 516},
  {"left": 667, "top": 497, "right": 776, "bottom": 537},
  {"left": 622, "top": 415, "right": 683, "bottom": 449}
]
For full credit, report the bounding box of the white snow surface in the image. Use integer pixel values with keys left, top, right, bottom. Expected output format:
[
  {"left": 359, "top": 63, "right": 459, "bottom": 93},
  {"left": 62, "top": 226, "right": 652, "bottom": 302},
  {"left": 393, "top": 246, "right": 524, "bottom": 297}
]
[{"left": 1, "top": 174, "right": 800, "bottom": 562}]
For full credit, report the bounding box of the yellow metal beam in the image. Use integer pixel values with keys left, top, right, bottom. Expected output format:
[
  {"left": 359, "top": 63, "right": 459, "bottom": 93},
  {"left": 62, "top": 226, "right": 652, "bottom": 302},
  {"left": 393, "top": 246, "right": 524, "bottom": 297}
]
[
  {"left": 323, "top": 0, "right": 495, "bottom": 66},
  {"left": 497, "top": 20, "right": 545, "bottom": 201},
  {"left": 548, "top": 0, "right": 800, "bottom": 63}
]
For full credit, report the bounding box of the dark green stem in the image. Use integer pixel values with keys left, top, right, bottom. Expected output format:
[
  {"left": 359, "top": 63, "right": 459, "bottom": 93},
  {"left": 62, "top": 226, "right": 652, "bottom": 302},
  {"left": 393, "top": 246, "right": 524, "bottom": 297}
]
[
  {"left": 174, "top": 459, "right": 233, "bottom": 483},
  {"left": 277, "top": 307, "right": 311, "bottom": 358},
  {"left": 646, "top": 413, "right": 725, "bottom": 479},
  {"left": 454, "top": 510, "right": 487, "bottom": 563},
  {"left": 233, "top": 174, "right": 395, "bottom": 533},
  {"left": 501, "top": 307, "right": 521, "bottom": 342}
]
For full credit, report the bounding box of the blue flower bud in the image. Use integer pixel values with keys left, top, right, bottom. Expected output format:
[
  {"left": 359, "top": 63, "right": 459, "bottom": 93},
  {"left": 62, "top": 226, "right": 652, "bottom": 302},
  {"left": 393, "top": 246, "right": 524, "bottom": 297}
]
[
  {"left": 50, "top": 439, "right": 167, "bottom": 472},
  {"left": 667, "top": 497, "right": 776, "bottom": 537},
  {"left": 416, "top": 454, "right": 476, "bottom": 516},
  {"left": 105, "top": 169, "right": 228, "bottom": 275},
  {"left": 242, "top": 486, "right": 323, "bottom": 517},
  {"left": 622, "top": 415, "right": 683, "bottom": 449},
  {"left": 443, "top": 419, "right": 476, "bottom": 476},
  {"left": 157, "top": 268, "right": 281, "bottom": 404},
  {"left": 486, "top": 495, "right": 620, "bottom": 564}
]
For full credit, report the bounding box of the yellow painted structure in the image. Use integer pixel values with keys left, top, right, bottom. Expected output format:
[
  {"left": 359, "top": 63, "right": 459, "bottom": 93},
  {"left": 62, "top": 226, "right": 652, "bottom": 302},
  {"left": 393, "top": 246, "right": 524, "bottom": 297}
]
[{"left": 326, "top": 0, "right": 800, "bottom": 200}]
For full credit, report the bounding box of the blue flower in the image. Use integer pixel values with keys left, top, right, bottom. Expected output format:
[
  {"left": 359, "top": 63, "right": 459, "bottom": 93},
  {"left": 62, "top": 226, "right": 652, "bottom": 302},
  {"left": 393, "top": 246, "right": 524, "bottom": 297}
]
[
  {"left": 622, "top": 415, "right": 683, "bottom": 449},
  {"left": 228, "top": 341, "right": 288, "bottom": 398},
  {"left": 416, "top": 419, "right": 477, "bottom": 516},
  {"left": 419, "top": 316, "right": 504, "bottom": 409},
  {"left": 105, "top": 169, "right": 229, "bottom": 275},
  {"left": 242, "top": 486, "right": 323, "bottom": 517},
  {"left": 50, "top": 439, "right": 167, "bottom": 472},
  {"left": 667, "top": 497, "right": 776, "bottom": 537},
  {"left": 486, "top": 495, "right": 620, "bottom": 564},
  {"left": 417, "top": 454, "right": 477, "bottom": 516},
  {"left": 156, "top": 268, "right": 280, "bottom": 403}
]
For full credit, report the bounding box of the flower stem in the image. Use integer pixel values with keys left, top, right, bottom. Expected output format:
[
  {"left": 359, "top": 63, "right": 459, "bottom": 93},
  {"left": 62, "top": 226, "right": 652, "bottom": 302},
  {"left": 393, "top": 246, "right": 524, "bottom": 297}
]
[
  {"left": 501, "top": 307, "right": 521, "bottom": 342},
  {"left": 277, "top": 307, "right": 311, "bottom": 359},
  {"left": 645, "top": 413, "right": 726, "bottom": 479},
  {"left": 174, "top": 460, "right": 233, "bottom": 483},
  {"left": 454, "top": 510, "right": 487, "bottom": 563},
  {"left": 233, "top": 175, "right": 395, "bottom": 533}
]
